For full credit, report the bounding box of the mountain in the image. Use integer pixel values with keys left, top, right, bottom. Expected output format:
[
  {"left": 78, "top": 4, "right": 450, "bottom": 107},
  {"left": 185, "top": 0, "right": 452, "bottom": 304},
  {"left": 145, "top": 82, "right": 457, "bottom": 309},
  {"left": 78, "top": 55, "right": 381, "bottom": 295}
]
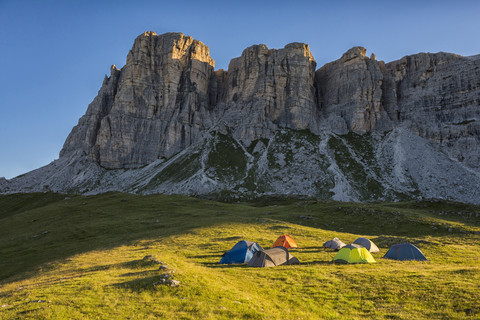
[{"left": 2, "top": 31, "right": 480, "bottom": 203}]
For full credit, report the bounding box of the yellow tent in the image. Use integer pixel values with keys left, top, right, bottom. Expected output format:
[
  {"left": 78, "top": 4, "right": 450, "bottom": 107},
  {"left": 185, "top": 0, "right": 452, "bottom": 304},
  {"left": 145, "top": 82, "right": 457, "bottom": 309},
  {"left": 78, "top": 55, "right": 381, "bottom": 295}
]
[{"left": 333, "top": 244, "right": 376, "bottom": 264}]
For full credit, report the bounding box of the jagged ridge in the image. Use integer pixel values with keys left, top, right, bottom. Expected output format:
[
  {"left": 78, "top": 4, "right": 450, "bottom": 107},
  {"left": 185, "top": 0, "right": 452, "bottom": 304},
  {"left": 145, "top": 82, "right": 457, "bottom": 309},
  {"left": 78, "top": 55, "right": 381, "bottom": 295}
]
[{"left": 2, "top": 32, "right": 480, "bottom": 204}]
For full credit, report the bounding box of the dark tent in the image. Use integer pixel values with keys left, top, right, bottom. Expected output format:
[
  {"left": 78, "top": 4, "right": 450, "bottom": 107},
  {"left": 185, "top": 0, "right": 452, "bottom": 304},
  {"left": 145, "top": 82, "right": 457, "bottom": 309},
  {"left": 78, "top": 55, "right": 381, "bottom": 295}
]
[
  {"left": 219, "top": 240, "right": 263, "bottom": 264},
  {"left": 383, "top": 243, "right": 428, "bottom": 261},
  {"left": 247, "top": 247, "right": 300, "bottom": 267}
]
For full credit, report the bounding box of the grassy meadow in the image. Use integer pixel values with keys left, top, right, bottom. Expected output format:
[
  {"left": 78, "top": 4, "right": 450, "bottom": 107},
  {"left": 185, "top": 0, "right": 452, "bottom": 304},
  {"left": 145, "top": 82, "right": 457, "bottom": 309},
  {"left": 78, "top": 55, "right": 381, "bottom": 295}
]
[{"left": 0, "top": 192, "right": 479, "bottom": 319}]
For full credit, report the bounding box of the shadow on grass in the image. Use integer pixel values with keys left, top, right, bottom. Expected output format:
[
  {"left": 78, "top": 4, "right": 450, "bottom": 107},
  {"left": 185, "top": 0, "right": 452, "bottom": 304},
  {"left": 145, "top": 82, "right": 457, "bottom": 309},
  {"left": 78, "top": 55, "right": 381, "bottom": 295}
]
[
  {"left": 385, "top": 201, "right": 480, "bottom": 227},
  {"left": 371, "top": 236, "right": 441, "bottom": 249},
  {"left": 303, "top": 261, "right": 333, "bottom": 266},
  {"left": 0, "top": 193, "right": 242, "bottom": 283},
  {"left": 112, "top": 275, "right": 168, "bottom": 292},
  {"left": 76, "top": 259, "right": 161, "bottom": 275},
  {"left": 213, "top": 236, "right": 244, "bottom": 242},
  {"left": 1, "top": 192, "right": 479, "bottom": 285},
  {"left": 298, "top": 246, "right": 335, "bottom": 253},
  {"left": 202, "top": 261, "right": 333, "bottom": 268},
  {"left": 3, "top": 259, "right": 166, "bottom": 292},
  {"left": 120, "top": 269, "right": 159, "bottom": 278},
  {"left": 202, "top": 263, "right": 248, "bottom": 269},
  {"left": 268, "top": 225, "right": 292, "bottom": 230},
  {"left": 192, "top": 254, "right": 222, "bottom": 259}
]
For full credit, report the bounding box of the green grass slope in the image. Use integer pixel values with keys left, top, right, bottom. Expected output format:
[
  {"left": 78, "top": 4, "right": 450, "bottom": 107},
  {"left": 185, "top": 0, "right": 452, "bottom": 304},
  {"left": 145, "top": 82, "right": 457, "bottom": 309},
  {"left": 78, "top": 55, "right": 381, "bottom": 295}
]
[{"left": 1, "top": 193, "right": 479, "bottom": 319}]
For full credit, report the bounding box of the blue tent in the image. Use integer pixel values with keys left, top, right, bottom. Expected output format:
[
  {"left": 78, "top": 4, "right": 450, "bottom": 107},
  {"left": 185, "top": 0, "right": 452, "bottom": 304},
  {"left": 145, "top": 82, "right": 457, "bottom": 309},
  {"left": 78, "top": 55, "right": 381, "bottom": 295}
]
[
  {"left": 219, "top": 240, "right": 263, "bottom": 264},
  {"left": 383, "top": 243, "right": 428, "bottom": 261}
]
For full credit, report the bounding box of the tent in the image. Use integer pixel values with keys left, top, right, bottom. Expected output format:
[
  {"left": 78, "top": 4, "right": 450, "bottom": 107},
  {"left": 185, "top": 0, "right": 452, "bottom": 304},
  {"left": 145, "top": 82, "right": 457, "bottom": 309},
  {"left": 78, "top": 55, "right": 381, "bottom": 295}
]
[
  {"left": 383, "top": 243, "right": 428, "bottom": 261},
  {"left": 272, "top": 235, "right": 298, "bottom": 249},
  {"left": 219, "top": 240, "right": 263, "bottom": 264},
  {"left": 247, "top": 247, "right": 300, "bottom": 267},
  {"left": 323, "top": 237, "right": 346, "bottom": 250},
  {"left": 333, "top": 244, "right": 376, "bottom": 264},
  {"left": 353, "top": 237, "right": 380, "bottom": 253}
]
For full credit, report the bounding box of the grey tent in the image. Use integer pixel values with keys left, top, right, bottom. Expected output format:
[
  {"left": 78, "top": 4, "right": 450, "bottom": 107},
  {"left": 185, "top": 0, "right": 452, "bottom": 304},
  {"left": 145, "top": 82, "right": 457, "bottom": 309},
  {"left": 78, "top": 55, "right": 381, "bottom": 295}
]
[
  {"left": 323, "top": 237, "right": 346, "bottom": 250},
  {"left": 353, "top": 237, "right": 380, "bottom": 253},
  {"left": 247, "top": 247, "right": 300, "bottom": 267}
]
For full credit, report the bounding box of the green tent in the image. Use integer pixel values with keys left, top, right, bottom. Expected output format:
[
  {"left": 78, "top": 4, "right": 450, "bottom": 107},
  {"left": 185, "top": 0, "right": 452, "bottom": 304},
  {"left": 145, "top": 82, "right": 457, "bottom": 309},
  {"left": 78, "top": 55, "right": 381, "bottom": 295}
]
[{"left": 333, "top": 244, "right": 376, "bottom": 264}]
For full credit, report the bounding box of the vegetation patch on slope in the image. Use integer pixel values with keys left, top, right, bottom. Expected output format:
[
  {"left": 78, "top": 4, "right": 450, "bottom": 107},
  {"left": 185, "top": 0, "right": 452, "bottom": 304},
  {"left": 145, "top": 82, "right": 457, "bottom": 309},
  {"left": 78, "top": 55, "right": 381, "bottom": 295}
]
[
  {"left": 206, "top": 132, "right": 247, "bottom": 182},
  {"left": 141, "top": 151, "right": 202, "bottom": 189}
]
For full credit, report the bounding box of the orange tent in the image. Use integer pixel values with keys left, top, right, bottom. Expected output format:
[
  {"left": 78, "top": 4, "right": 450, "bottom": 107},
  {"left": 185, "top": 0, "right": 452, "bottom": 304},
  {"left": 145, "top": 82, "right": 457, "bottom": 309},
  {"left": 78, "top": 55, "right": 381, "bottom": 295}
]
[{"left": 272, "top": 235, "right": 298, "bottom": 249}]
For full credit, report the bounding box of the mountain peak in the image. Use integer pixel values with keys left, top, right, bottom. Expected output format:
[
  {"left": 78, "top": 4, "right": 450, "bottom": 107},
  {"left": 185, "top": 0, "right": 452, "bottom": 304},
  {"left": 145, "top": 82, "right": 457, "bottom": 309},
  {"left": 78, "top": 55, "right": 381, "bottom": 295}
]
[
  {"left": 3, "top": 32, "right": 480, "bottom": 204},
  {"left": 341, "top": 46, "right": 367, "bottom": 62}
]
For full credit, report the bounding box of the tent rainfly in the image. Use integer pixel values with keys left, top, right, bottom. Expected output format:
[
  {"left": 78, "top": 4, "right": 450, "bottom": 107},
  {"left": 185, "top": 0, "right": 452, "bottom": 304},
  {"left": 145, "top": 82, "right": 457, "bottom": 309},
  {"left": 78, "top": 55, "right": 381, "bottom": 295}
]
[
  {"left": 353, "top": 237, "right": 380, "bottom": 253},
  {"left": 272, "top": 235, "right": 298, "bottom": 249},
  {"left": 248, "top": 247, "right": 300, "bottom": 267},
  {"left": 219, "top": 240, "right": 263, "bottom": 264},
  {"left": 323, "top": 237, "right": 346, "bottom": 250},
  {"left": 333, "top": 244, "right": 376, "bottom": 264},
  {"left": 383, "top": 243, "right": 428, "bottom": 261}
]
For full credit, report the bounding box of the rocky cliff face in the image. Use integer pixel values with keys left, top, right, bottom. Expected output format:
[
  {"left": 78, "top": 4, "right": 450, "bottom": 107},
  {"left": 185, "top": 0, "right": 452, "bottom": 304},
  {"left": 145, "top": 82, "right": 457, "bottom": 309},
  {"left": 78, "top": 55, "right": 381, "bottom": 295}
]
[
  {"left": 61, "top": 32, "right": 320, "bottom": 167},
  {"left": 61, "top": 32, "right": 216, "bottom": 168},
  {"left": 315, "top": 47, "right": 388, "bottom": 134},
  {"left": 314, "top": 47, "right": 480, "bottom": 169},
  {"left": 217, "top": 42, "right": 319, "bottom": 145},
  {"left": 382, "top": 52, "right": 480, "bottom": 168},
  {"left": 3, "top": 32, "right": 480, "bottom": 204}
]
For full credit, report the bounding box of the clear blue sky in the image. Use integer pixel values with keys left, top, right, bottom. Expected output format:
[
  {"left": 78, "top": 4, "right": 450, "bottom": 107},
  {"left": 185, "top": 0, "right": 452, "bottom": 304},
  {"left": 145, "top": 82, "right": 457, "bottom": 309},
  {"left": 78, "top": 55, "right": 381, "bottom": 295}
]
[{"left": 1, "top": 0, "right": 480, "bottom": 179}]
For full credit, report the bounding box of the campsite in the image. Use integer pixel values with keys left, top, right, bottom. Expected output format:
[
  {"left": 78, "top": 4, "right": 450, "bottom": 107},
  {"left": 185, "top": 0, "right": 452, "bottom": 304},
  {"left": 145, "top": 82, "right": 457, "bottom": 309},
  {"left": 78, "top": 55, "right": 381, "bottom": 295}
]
[{"left": 1, "top": 192, "right": 479, "bottom": 319}]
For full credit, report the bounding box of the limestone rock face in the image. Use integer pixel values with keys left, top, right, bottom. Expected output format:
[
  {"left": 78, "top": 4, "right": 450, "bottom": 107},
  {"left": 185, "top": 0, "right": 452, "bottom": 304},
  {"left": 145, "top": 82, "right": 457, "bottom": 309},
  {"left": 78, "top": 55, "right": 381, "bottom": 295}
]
[
  {"left": 60, "top": 65, "right": 121, "bottom": 158},
  {"left": 218, "top": 42, "right": 319, "bottom": 144},
  {"left": 315, "top": 46, "right": 387, "bottom": 134},
  {"left": 11, "top": 32, "right": 476, "bottom": 205},
  {"left": 382, "top": 52, "right": 480, "bottom": 168},
  {"left": 61, "top": 32, "right": 216, "bottom": 168},
  {"left": 60, "top": 33, "right": 319, "bottom": 167}
]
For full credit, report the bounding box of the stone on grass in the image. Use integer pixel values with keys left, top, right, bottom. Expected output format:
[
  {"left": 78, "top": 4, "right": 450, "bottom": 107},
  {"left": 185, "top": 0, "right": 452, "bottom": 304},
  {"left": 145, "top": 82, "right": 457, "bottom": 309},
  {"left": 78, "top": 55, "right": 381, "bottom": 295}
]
[
  {"left": 142, "top": 255, "right": 163, "bottom": 264},
  {"left": 169, "top": 280, "right": 180, "bottom": 287}
]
